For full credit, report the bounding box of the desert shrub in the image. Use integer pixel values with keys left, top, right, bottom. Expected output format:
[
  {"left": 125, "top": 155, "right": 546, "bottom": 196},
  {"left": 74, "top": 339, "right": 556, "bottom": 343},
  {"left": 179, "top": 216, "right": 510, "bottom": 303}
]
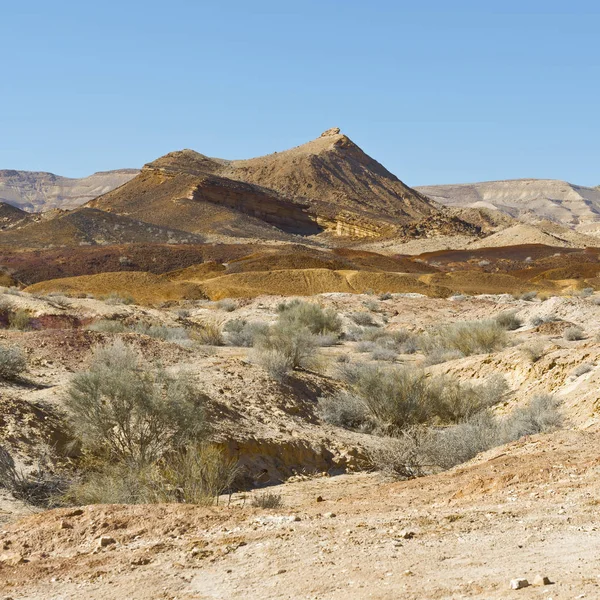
[
  {"left": 363, "top": 298, "right": 380, "bottom": 312},
  {"left": 251, "top": 491, "right": 283, "bottom": 509},
  {"left": 371, "top": 347, "right": 397, "bottom": 362},
  {"left": 421, "top": 320, "right": 508, "bottom": 357},
  {"left": 379, "top": 292, "right": 393, "bottom": 301},
  {"left": 495, "top": 311, "right": 522, "bottom": 331},
  {"left": 356, "top": 341, "right": 376, "bottom": 353},
  {"left": 103, "top": 292, "right": 135, "bottom": 305},
  {"left": 313, "top": 333, "right": 339, "bottom": 347},
  {"left": 88, "top": 319, "right": 128, "bottom": 333},
  {"left": 518, "top": 291, "right": 537, "bottom": 301},
  {"left": 592, "top": 296, "right": 600, "bottom": 306},
  {"left": 564, "top": 326, "right": 585, "bottom": 341},
  {"left": 217, "top": 299, "right": 237, "bottom": 312},
  {"left": 0, "top": 344, "right": 26, "bottom": 380},
  {"left": 333, "top": 364, "right": 507, "bottom": 434},
  {"left": 252, "top": 323, "right": 317, "bottom": 380},
  {"left": 422, "top": 349, "right": 464, "bottom": 366},
  {"left": 175, "top": 308, "right": 191, "bottom": 319},
  {"left": 572, "top": 363, "right": 593, "bottom": 377},
  {"left": 133, "top": 323, "right": 190, "bottom": 342},
  {"left": 580, "top": 288, "right": 594, "bottom": 297},
  {"left": 278, "top": 300, "right": 342, "bottom": 335},
  {"left": 192, "top": 320, "right": 224, "bottom": 346},
  {"left": 223, "top": 319, "right": 269, "bottom": 347},
  {"left": 530, "top": 314, "right": 558, "bottom": 326},
  {"left": 350, "top": 312, "right": 377, "bottom": 327},
  {"left": 0, "top": 446, "right": 68, "bottom": 507},
  {"left": 8, "top": 309, "right": 31, "bottom": 331},
  {"left": 373, "top": 394, "right": 561, "bottom": 476},
  {"left": 318, "top": 391, "right": 371, "bottom": 431},
  {"left": 522, "top": 341, "right": 545, "bottom": 363},
  {"left": 449, "top": 294, "right": 466, "bottom": 302},
  {"left": 64, "top": 340, "right": 207, "bottom": 466}
]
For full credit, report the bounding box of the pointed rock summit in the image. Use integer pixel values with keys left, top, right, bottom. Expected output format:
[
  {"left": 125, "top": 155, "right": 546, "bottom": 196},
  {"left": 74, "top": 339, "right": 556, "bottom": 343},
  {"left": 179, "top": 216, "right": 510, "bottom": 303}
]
[{"left": 320, "top": 127, "right": 341, "bottom": 137}]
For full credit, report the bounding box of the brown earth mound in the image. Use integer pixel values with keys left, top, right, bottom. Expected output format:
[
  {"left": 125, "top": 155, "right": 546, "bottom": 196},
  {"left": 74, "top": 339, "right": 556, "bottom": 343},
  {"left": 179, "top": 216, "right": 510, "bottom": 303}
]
[
  {"left": 197, "top": 269, "right": 449, "bottom": 300},
  {"left": 419, "top": 271, "right": 547, "bottom": 295},
  {"left": 24, "top": 272, "right": 205, "bottom": 304}
]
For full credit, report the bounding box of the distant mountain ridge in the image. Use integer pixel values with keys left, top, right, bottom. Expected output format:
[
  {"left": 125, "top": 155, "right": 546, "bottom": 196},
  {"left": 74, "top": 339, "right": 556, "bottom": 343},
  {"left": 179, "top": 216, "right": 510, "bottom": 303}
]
[
  {"left": 0, "top": 169, "right": 139, "bottom": 212},
  {"left": 417, "top": 179, "right": 600, "bottom": 236}
]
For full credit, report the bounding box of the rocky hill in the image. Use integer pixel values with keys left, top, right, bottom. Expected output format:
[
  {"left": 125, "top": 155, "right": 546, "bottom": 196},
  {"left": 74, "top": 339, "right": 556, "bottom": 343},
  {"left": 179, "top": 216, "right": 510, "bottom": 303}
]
[
  {"left": 89, "top": 129, "right": 445, "bottom": 240},
  {"left": 417, "top": 179, "right": 600, "bottom": 236},
  {"left": 0, "top": 169, "right": 139, "bottom": 212}
]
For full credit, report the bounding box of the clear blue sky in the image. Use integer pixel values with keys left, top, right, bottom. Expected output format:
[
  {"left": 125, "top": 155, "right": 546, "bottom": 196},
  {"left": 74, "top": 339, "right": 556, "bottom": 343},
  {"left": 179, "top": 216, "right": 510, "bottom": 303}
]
[{"left": 2, "top": 0, "right": 599, "bottom": 186}]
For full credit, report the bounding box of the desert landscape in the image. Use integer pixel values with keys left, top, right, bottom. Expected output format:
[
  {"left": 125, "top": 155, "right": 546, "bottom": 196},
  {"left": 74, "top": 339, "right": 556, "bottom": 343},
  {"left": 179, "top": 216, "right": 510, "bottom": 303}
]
[{"left": 0, "top": 124, "right": 599, "bottom": 599}]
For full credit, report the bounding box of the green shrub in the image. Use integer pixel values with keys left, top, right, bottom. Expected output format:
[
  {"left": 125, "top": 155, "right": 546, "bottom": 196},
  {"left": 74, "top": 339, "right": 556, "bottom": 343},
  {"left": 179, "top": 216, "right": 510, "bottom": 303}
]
[
  {"left": 252, "top": 323, "right": 317, "bottom": 380},
  {"left": 0, "top": 344, "right": 26, "bottom": 380},
  {"left": 224, "top": 319, "right": 269, "bottom": 347},
  {"left": 371, "top": 394, "right": 561, "bottom": 477},
  {"left": 495, "top": 311, "right": 522, "bottom": 331},
  {"left": 421, "top": 320, "right": 508, "bottom": 357},
  {"left": 65, "top": 340, "right": 207, "bottom": 466},
  {"left": 8, "top": 310, "right": 31, "bottom": 331},
  {"left": 278, "top": 300, "right": 341, "bottom": 335}
]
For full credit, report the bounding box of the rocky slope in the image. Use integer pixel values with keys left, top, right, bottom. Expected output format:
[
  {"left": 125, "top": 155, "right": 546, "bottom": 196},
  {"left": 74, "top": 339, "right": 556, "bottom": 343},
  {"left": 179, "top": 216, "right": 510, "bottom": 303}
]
[
  {"left": 0, "top": 169, "right": 139, "bottom": 212},
  {"left": 89, "top": 129, "right": 447, "bottom": 240},
  {"left": 417, "top": 179, "right": 600, "bottom": 236}
]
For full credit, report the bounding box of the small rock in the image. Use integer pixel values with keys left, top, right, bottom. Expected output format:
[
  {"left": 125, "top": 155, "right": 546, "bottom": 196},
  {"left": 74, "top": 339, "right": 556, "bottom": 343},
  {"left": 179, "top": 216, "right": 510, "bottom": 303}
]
[
  {"left": 399, "top": 530, "right": 416, "bottom": 540},
  {"left": 275, "top": 569, "right": 287, "bottom": 575},
  {"left": 323, "top": 512, "right": 336, "bottom": 518},
  {"left": 532, "top": 574, "right": 551, "bottom": 586},
  {"left": 510, "top": 578, "right": 529, "bottom": 590},
  {"left": 0, "top": 553, "right": 26, "bottom": 566},
  {"left": 316, "top": 496, "right": 324, "bottom": 503},
  {"left": 59, "top": 520, "right": 72, "bottom": 530},
  {"left": 98, "top": 535, "right": 116, "bottom": 548}
]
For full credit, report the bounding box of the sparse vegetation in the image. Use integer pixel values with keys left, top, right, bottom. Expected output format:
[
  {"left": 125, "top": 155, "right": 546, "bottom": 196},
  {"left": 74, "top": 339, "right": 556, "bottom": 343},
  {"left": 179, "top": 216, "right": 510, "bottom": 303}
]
[
  {"left": 217, "top": 299, "right": 237, "bottom": 312},
  {"left": 350, "top": 311, "right": 377, "bottom": 327},
  {"left": 8, "top": 309, "right": 31, "bottom": 331},
  {"left": 572, "top": 363, "right": 593, "bottom": 377},
  {"left": 564, "top": 326, "right": 585, "bottom": 341},
  {"left": 192, "top": 320, "right": 224, "bottom": 346},
  {"left": 0, "top": 344, "right": 26, "bottom": 380},
  {"left": 278, "top": 300, "right": 342, "bottom": 335},
  {"left": 421, "top": 320, "right": 508, "bottom": 360},
  {"left": 251, "top": 491, "right": 284, "bottom": 509},
  {"left": 370, "top": 394, "right": 561, "bottom": 477},
  {"left": 495, "top": 311, "right": 522, "bottom": 331},
  {"left": 224, "top": 318, "right": 269, "bottom": 347},
  {"left": 522, "top": 341, "right": 545, "bottom": 363},
  {"left": 102, "top": 292, "right": 135, "bottom": 305}
]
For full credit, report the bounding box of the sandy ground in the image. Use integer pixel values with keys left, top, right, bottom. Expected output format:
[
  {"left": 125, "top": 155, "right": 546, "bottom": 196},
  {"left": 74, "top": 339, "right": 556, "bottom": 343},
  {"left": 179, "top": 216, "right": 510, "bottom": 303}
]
[{"left": 1, "top": 428, "right": 599, "bottom": 599}]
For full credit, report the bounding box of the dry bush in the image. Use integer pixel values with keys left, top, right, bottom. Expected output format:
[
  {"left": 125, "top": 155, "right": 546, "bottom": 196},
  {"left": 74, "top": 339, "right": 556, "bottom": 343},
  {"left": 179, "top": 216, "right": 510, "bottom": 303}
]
[
  {"left": 251, "top": 491, "right": 284, "bottom": 509},
  {"left": 252, "top": 323, "right": 317, "bottom": 380},
  {"left": 495, "top": 311, "right": 522, "bottom": 331},
  {"left": 133, "top": 323, "right": 190, "bottom": 343},
  {"left": 8, "top": 309, "right": 31, "bottom": 331},
  {"left": 350, "top": 311, "right": 377, "bottom": 327},
  {"left": 326, "top": 363, "right": 508, "bottom": 434},
  {"left": 192, "top": 320, "right": 224, "bottom": 346},
  {"left": 422, "top": 348, "right": 464, "bottom": 366},
  {"left": 572, "top": 363, "right": 593, "bottom": 377},
  {"left": 371, "top": 347, "right": 397, "bottom": 362},
  {"left": 277, "top": 300, "right": 342, "bottom": 336},
  {"left": 223, "top": 319, "right": 269, "bottom": 347},
  {"left": 362, "top": 298, "right": 380, "bottom": 312},
  {"left": 530, "top": 314, "right": 558, "bottom": 326},
  {"left": 421, "top": 320, "right": 508, "bottom": 358},
  {"left": 318, "top": 391, "right": 371, "bottom": 431},
  {"left": 0, "top": 344, "right": 26, "bottom": 380},
  {"left": 0, "top": 445, "right": 68, "bottom": 507},
  {"left": 379, "top": 292, "right": 393, "bottom": 301},
  {"left": 372, "top": 394, "right": 561, "bottom": 477},
  {"left": 65, "top": 340, "right": 208, "bottom": 467},
  {"left": 564, "top": 326, "right": 585, "bottom": 341},
  {"left": 102, "top": 292, "right": 135, "bottom": 305},
  {"left": 88, "top": 319, "right": 128, "bottom": 333},
  {"left": 522, "top": 341, "right": 545, "bottom": 363},
  {"left": 216, "top": 299, "right": 237, "bottom": 312}
]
